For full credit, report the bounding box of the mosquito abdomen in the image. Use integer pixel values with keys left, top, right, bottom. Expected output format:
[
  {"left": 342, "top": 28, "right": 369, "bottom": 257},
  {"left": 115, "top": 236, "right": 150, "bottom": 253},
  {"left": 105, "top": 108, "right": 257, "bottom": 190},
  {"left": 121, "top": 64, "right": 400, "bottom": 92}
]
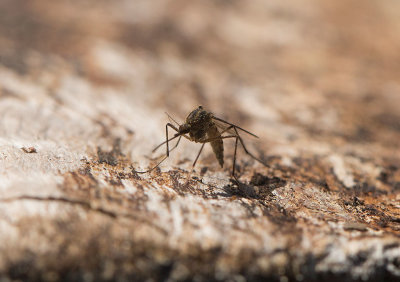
[{"left": 207, "top": 125, "right": 224, "bottom": 167}]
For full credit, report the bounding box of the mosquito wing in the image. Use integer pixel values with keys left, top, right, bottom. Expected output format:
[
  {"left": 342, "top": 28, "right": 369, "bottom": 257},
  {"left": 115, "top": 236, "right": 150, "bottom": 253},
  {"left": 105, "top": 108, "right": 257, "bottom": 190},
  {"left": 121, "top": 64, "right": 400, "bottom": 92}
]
[
  {"left": 213, "top": 118, "right": 237, "bottom": 135},
  {"left": 212, "top": 116, "right": 259, "bottom": 138}
]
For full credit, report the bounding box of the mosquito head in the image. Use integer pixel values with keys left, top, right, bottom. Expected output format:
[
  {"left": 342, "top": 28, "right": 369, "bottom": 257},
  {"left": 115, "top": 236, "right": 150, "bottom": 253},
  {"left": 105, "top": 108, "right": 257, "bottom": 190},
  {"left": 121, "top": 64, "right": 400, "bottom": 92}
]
[{"left": 178, "top": 123, "right": 191, "bottom": 135}]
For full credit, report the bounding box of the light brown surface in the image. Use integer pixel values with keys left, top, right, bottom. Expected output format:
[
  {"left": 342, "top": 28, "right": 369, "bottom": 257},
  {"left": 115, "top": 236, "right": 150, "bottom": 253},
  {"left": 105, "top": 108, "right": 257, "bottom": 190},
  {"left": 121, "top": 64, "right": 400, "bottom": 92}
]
[{"left": 0, "top": 0, "right": 399, "bottom": 281}]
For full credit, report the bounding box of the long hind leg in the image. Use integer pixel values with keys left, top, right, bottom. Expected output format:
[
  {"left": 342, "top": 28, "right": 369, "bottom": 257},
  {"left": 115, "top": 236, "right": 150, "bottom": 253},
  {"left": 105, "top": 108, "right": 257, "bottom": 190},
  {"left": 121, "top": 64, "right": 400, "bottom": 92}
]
[
  {"left": 233, "top": 127, "right": 269, "bottom": 168},
  {"left": 232, "top": 136, "right": 239, "bottom": 178}
]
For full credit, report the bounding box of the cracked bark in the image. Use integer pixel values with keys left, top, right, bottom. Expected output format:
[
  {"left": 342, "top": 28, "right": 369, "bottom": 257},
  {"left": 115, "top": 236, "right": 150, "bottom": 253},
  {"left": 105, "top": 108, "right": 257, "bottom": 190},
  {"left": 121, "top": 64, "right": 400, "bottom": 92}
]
[{"left": 0, "top": 0, "right": 400, "bottom": 281}]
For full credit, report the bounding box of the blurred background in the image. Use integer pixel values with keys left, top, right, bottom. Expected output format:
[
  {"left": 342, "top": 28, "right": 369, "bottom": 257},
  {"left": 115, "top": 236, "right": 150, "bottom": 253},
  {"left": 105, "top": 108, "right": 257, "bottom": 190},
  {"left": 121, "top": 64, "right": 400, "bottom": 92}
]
[{"left": 1, "top": 0, "right": 400, "bottom": 160}]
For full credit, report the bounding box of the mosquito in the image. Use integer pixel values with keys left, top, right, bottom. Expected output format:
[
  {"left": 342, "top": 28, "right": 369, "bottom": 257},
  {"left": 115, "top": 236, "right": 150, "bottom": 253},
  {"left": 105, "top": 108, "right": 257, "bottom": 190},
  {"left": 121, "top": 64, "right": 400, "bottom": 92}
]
[{"left": 136, "top": 106, "right": 268, "bottom": 178}]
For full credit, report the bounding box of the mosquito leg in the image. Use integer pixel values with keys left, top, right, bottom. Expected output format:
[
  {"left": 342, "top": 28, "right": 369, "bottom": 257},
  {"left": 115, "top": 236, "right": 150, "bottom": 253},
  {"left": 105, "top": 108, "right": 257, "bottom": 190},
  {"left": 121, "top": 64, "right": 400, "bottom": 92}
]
[
  {"left": 165, "top": 123, "right": 170, "bottom": 157},
  {"left": 182, "top": 143, "right": 205, "bottom": 185},
  {"left": 153, "top": 123, "right": 179, "bottom": 153},
  {"left": 165, "top": 123, "right": 184, "bottom": 157},
  {"left": 232, "top": 136, "right": 239, "bottom": 177},
  {"left": 135, "top": 155, "right": 169, "bottom": 173},
  {"left": 169, "top": 136, "right": 182, "bottom": 154},
  {"left": 153, "top": 124, "right": 190, "bottom": 153},
  {"left": 152, "top": 134, "right": 188, "bottom": 153},
  {"left": 136, "top": 123, "right": 181, "bottom": 173},
  {"left": 233, "top": 128, "right": 269, "bottom": 168},
  {"left": 192, "top": 143, "right": 205, "bottom": 168}
]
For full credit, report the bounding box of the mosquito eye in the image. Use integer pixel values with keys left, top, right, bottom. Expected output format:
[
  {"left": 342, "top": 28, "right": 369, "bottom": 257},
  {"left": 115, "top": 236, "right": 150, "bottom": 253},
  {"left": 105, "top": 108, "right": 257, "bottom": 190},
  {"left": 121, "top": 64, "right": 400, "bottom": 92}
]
[{"left": 198, "top": 105, "right": 203, "bottom": 109}]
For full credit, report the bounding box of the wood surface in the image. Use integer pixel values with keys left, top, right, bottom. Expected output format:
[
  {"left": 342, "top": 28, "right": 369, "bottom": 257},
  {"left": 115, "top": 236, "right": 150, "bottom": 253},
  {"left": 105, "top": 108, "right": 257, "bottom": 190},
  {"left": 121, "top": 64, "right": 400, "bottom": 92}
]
[{"left": 0, "top": 0, "right": 399, "bottom": 281}]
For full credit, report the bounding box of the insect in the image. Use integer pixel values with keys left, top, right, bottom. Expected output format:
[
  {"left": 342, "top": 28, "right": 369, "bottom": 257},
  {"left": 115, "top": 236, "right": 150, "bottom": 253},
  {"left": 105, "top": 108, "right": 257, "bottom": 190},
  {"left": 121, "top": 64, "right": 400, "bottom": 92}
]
[{"left": 136, "top": 106, "right": 267, "bottom": 178}]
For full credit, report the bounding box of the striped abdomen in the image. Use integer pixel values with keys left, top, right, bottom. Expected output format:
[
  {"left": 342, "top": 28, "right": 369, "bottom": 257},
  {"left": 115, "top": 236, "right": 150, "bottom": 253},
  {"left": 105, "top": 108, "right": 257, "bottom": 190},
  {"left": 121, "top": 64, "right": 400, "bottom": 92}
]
[{"left": 207, "top": 124, "right": 224, "bottom": 167}]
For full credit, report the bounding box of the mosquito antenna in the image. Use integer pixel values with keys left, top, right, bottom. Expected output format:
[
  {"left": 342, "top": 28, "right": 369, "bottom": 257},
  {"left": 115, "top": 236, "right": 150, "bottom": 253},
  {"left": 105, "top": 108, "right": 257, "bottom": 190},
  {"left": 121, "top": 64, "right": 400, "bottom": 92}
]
[{"left": 165, "top": 112, "right": 180, "bottom": 127}]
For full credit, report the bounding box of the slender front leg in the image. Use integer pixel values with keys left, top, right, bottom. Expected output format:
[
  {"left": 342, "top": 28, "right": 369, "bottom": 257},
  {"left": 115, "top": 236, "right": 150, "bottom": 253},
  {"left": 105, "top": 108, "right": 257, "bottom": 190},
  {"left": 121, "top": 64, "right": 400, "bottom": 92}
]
[
  {"left": 169, "top": 136, "right": 182, "bottom": 154},
  {"left": 152, "top": 123, "right": 191, "bottom": 153},
  {"left": 165, "top": 123, "right": 182, "bottom": 157},
  {"left": 135, "top": 123, "right": 181, "bottom": 174}
]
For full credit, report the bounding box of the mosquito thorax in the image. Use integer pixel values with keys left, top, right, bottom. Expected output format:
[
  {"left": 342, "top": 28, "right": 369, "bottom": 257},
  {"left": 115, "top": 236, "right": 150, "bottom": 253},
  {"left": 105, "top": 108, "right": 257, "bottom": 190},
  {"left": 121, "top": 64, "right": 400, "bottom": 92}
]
[{"left": 186, "top": 106, "right": 212, "bottom": 127}]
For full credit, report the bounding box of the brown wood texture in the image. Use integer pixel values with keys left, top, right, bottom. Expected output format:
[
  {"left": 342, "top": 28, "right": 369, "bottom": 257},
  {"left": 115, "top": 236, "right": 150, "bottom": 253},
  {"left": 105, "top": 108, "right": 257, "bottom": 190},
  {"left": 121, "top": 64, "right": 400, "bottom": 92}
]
[{"left": 0, "top": 0, "right": 399, "bottom": 281}]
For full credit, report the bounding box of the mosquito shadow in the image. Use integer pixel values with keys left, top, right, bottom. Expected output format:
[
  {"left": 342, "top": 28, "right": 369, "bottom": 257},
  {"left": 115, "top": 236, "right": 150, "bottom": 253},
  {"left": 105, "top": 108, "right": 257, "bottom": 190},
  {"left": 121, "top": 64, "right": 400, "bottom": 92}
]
[
  {"left": 218, "top": 173, "right": 287, "bottom": 199},
  {"left": 218, "top": 178, "right": 261, "bottom": 199}
]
